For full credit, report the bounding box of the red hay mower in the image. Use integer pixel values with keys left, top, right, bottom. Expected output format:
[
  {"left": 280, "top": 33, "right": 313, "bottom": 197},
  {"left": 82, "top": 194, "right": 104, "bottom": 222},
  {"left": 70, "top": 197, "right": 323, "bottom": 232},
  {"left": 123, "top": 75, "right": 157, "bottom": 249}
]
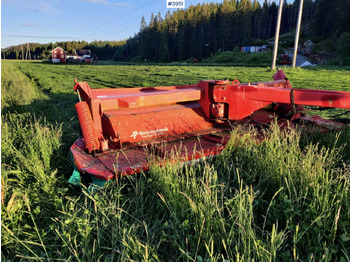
[{"left": 69, "top": 70, "right": 350, "bottom": 190}]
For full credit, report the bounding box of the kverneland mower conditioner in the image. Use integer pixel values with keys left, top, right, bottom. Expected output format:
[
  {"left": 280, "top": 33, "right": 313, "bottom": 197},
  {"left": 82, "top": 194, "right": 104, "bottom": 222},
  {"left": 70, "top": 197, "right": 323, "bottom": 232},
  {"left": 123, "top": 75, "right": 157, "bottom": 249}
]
[{"left": 69, "top": 70, "right": 350, "bottom": 190}]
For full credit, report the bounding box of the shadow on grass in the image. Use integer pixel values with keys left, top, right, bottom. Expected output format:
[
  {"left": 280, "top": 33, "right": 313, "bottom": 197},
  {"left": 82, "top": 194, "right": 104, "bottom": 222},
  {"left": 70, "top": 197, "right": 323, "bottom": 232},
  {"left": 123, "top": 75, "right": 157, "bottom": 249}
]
[{"left": 2, "top": 90, "right": 80, "bottom": 181}]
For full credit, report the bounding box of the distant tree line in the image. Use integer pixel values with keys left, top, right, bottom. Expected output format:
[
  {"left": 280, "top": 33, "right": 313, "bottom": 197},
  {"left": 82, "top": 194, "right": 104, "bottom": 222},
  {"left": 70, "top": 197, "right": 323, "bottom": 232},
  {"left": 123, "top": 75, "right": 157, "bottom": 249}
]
[
  {"left": 2, "top": 0, "right": 350, "bottom": 62},
  {"left": 2, "top": 40, "right": 126, "bottom": 60}
]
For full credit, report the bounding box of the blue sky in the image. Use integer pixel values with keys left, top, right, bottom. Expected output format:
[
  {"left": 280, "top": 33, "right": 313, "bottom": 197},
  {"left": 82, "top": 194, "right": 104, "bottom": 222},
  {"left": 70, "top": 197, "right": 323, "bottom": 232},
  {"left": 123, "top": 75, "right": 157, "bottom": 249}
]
[{"left": 1, "top": 0, "right": 292, "bottom": 48}]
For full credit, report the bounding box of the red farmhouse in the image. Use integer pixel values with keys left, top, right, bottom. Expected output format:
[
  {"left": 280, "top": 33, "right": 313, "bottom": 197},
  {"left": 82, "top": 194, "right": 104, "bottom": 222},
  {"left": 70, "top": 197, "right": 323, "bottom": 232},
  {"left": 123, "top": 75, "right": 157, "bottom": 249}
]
[{"left": 51, "top": 47, "right": 66, "bottom": 63}]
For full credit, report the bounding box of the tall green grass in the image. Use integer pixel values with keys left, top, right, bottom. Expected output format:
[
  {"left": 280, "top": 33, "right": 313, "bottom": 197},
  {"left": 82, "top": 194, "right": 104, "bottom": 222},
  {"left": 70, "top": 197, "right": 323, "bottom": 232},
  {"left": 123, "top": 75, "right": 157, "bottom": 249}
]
[
  {"left": 2, "top": 61, "right": 350, "bottom": 261},
  {"left": 40, "top": 124, "right": 349, "bottom": 261},
  {"left": 1, "top": 63, "right": 41, "bottom": 110},
  {"left": 2, "top": 63, "right": 64, "bottom": 260}
]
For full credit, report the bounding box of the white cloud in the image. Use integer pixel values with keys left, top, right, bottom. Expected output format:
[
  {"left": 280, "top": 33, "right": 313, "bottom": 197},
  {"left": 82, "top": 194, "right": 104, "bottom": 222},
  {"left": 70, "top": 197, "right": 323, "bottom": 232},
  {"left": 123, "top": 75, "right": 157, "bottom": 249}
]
[
  {"left": 28, "top": 3, "right": 56, "bottom": 13},
  {"left": 18, "top": 23, "right": 38, "bottom": 27},
  {"left": 4, "top": 34, "right": 79, "bottom": 39},
  {"left": 3, "top": 0, "right": 57, "bottom": 13},
  {"left": 81, "top": 0, "right": 128, "bottom": 6}
]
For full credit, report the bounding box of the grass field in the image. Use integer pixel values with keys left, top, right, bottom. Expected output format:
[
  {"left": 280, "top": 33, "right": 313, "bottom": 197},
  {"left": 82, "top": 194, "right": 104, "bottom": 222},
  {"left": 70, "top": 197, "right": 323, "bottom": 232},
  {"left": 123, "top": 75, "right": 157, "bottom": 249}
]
[{"left": 2, "top": 60, "right": 350, "bottom": 261}]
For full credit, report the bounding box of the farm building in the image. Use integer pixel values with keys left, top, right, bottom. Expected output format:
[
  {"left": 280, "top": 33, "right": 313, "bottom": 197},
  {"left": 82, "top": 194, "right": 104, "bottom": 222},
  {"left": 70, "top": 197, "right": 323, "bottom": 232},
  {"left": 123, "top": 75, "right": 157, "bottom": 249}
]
[
  {"left": 76, "top": 49, "right": 93, "bottom": 62},
  {"left": 240, "top": 45, "right": 267, "bottom": 53},
  {"left": 51, "top": 47, "right": 66, "bottom": 63},
  {"left": 66, "top": 49, "right": 93, "bottom": 62}
]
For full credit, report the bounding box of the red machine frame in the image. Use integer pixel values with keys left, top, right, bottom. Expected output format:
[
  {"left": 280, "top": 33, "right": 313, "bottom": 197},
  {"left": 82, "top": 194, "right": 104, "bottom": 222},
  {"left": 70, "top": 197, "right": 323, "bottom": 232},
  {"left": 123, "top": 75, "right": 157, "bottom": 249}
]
[{"left": 70, "top": 70, "right": 350, "bottom": 187}]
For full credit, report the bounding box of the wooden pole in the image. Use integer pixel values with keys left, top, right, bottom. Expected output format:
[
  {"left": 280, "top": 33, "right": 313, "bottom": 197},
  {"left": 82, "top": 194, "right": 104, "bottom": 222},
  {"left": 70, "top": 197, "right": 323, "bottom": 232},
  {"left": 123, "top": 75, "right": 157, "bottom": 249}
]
[
  {"left": 271, "top": 0, "right": 284, "bottom": 70},
  {"left": 292, "top": 0, "right": 304, "bottom": 68},
  {"left": 25, "top": 43, "right": 31, "bottom": 60},
  {"left": 28, "top": 43, "right": 31, "bottom": 60},
  {"left": 21, "top": 44, "right": 24, "bottom": 60},
  {"left": 25, "top": 43, "right": 28, "bottom": 60}
]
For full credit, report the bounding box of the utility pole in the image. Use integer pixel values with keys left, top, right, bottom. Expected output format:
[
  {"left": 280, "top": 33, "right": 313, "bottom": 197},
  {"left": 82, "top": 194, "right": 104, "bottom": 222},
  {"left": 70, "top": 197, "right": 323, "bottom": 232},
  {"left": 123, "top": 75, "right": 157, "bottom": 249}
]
[
  {"left": 271, "top": 0, "right": 284, "bottom": 70},
  {"left": 25, "top": 43, "right": 31, "bottom": 60},
  {"left": 292, "top": 0, "right": 304, "bottom": 68},
  {"left": 28, "top": 43, "right": 31, "bottom": 60}
]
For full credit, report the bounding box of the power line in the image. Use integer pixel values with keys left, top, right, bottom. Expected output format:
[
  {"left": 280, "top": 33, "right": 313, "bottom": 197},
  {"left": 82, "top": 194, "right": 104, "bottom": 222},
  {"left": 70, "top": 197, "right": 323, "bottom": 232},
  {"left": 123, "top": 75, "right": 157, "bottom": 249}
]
[
  {"left": 85, "top": 24, "right": 141, "bottom": 42},
  {"left": 63, "top": 0, "right": 198, "bottom": 43},
  {"left": 74, "top": 0, "right": 158, "bottom": 38},
  {"left": 84, "top": 7, "right": 168, "bottom": 41},
  {"left": 80, "top": 16, "right": 141, "bottom": 39},
  {"left": 72, "top": 0, "right": 197, "bottom": 42}
]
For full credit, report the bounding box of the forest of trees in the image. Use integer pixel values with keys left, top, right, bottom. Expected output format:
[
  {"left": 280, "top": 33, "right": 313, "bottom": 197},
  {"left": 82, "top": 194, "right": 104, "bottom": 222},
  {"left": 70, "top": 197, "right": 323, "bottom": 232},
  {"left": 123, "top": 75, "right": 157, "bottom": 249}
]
[{"left": 3, "top": 0, "right": 350, "bottom": 62}]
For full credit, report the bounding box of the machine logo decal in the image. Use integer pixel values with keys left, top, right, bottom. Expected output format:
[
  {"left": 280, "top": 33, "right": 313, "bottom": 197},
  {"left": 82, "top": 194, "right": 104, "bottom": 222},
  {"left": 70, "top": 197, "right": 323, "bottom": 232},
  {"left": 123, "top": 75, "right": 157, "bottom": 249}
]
[
  {"left": 130, "top": 127, "right": 169, "bottom": 139},
  {"left": 130, "top": 131, "right": 139, "bottom": 139}
]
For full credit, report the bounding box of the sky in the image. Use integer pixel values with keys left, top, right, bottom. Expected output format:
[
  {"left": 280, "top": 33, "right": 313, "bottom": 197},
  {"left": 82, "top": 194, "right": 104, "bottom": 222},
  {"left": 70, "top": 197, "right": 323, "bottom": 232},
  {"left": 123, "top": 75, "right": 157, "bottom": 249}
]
[{"left": 1, "top": 0, "right": 293, "bottom": 48}]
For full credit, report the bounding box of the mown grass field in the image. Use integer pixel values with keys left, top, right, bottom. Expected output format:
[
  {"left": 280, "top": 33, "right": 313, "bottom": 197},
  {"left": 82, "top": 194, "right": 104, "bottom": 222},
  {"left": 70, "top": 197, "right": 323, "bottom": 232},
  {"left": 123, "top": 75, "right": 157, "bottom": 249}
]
[{"left": 2, "top": 60, "right": 350, "bottom": 261}]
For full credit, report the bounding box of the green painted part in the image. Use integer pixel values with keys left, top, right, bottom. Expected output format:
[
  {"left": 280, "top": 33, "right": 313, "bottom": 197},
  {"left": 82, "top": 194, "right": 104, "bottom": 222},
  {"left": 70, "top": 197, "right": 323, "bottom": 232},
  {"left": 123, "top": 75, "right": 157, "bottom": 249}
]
[
  {"left": 68, "top": 152, "right": 81, "bottom": 186},
  {"left": 69, "top": 152, "right": 109, "bottom": 192},
  {"left": 87, "top": 176, "right": 108, "bottom": 193},
  {"left": 68, "top": 169, "right": 81, "bottom": 186}
]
